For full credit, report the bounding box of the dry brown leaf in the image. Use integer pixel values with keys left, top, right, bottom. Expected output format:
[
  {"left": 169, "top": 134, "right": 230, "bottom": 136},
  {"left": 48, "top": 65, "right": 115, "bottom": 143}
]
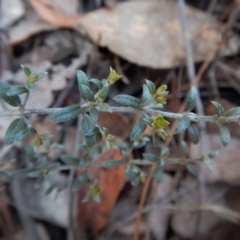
[
  {"left": 77, "top": 148, "right": 126, "bottom": 234},
  {"left": 148, "top": 174, "right": 173, "bottom": 240},
  {"left": 28, "top": 0, "right": 80, "bottom": 29},
  {"left": 79, "top": 1, "right": 239, "bottom": 68},
  {"left": 26, "top": 1, "right": 239, "bottom": 68}
]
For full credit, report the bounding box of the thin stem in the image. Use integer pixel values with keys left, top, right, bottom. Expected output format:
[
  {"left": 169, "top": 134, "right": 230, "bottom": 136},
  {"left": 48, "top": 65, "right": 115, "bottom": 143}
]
[{"left": 0, "top": 106, "right": 239, "bottom": 124}]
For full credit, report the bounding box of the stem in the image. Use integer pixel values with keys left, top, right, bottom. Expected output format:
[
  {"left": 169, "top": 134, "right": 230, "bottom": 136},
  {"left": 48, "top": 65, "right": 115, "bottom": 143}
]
[{"left": 1, "top": 106, "right": 239, "bottom": 124}]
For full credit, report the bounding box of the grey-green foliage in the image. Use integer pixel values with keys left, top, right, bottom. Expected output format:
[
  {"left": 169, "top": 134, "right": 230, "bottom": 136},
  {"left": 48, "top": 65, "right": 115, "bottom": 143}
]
[{"left": 1, "top": 65, "right": 240, "bottom": 198}]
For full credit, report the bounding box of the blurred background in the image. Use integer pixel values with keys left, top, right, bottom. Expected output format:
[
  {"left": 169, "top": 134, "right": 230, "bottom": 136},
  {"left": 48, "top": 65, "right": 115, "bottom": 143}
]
[{"left": 1, "top": 0, "right": 240, "bottom": 239}]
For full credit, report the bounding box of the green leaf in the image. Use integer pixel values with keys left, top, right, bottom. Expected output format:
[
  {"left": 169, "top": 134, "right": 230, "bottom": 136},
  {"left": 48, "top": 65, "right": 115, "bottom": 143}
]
[
  {"left": 35, "top": 72, "right": 48, "bottom": 81},
  {"left": 7, "top": 87, "right": 28, "bottom": 96},
  {"left": 187, "top": 124, "right": 199, "bottom": 144},
  {"left": 181, "top": 141, "right": 189, "bottom": 156},
  {"left": 85, "top": 130, "right": 102, "bottom": 148},
  {"left": 155, "top": 167, "right": 163, "bottom": 183},
  {"left": 77, "top": 70, "right": 89, "bottom": 86},
  {"left": 125, "top": 166, "right": 138, "bottom": 182},
  {"left": 97, "top": 85, "right": 109, "bottom": 100},
  {"left": 211, "top": 101, "right": 224, "bottom": 117},
  {"left": 98, "top": 103, "right": 112, "bottom": 112},
  {"left": 219, "top": 125, "right": 230, "bottom": 147},
  {"left": 113, "top": 94, "right": 140, "bottom": 108},
  {"left": 161, "top": 147, "right": 169, "bottom": 158},
  {"left": 208, "top": 151, "right": 219, "bottom": 159},
  {"left": 72, "top": 172, "right": 89, "bottom": 192},
  {"left": 223, "top": 107, "right": 240, "bottom": 117},
  {"left": 130, "top": 118, "right": 148, "bottom": 141},
  {"left": 187, "top": 164, "right": 198, "bottom": 176},
  {"left": 81, "top": 116, "right": 95, "bottom": 135},
  {"left": 13, "top": 168, "right": 34, "bottom": 178},
  {"left": 14, "top": 128, "right": 31, "bottom": 142},
  {"left": 89, "top": 78, "right": 103, "bottom": 89},
  {"left": 48, "top": 163, "right": 60, "bottom": 171},
  {"left": 102, "top": 160, "right": 123, "bottom": 168},
  {"left": 34, "top": 175, "right": 45, "bottom": 188},
  {"left": 50, "top": 105, "right": 81, "bottom": 123},
  {"left": 186, "top": 86, "right": 197, "bottom": 112},
  {"left": 79, "top": 84, "right": 95, "bottom": 102},
  {"left": 145, "top": 80, "right": 156, "bottom": 95},
  {"left": 61, "top": 155, "right": 79, "bottom": 165},
  {"left": 21, "top": 65, "right": 31, "bottom": 77},
  {"left": 26, "top": 81, "right": 35, "bottom": 93},
  {"left": 142, "top": 153, "right": 158, "bottom": 162},
  {"left": 28, "top": 170, "right": 42, "bottom": 178},
  {"left": 175, "top": 116, "right": 190, "bottom": 134},
  {"left": 142, "top": 117, "right": 154, "bottom": 125},
  {"left": 107, "top": 67, "right": 121, "bottom": 85},
  {"left": 5, "top": 118, "right": 26, "bottom": 144},
  {"left": 153, "top": 132, "right": 161, "bottom": 146},
  {"left": 142, "top": 84, "right": 152, "bottom": 103},
  {"left": 89, "top": 108, "right": 98, "bottom": 125},
  {"left": 0, "top": 82, "right": 21, "bottom": 106},
  {"left": 40, "top": 134, "right": 53, "bottom": 140}
]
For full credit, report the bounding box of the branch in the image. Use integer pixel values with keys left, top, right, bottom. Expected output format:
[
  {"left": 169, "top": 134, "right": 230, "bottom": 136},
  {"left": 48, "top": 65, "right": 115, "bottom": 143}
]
[{"left": 1, "top": 106, "right": 239, "bottom": 124}]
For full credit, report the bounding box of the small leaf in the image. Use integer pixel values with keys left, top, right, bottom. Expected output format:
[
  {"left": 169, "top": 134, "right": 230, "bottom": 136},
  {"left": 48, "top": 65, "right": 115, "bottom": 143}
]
[
  {"left": 145, "top": 80, "right": 156, "bottom": 95},
  {"left": 79, "top": 84, "right": 95, "bottom": 102},
  {"left": 48, "top": 163, "right": 61, "bottom": 171},
  {"left": 223, "top": 107, "right": 240, "bottom": 117},
  {"left": 81, "top": 116, "right": 95, "bottom": 135},
  {"left": 14, "top": 128, "right": 31, "bottom": 142},
  {"left": 21, "top": 65, "right": 31, "bottom": 77},
  {"left": 98, "top": 103, "right": 112, "bottom": 112},
  {"left": 142, "top": 84, "right": 152, "bottom": 103},
  {"left": 28, "top": 170, "right": 42, "bottom": 178},
  {"left": 77, "top": 70, "right": 89, "bottom": 86},
  {"left": 7, "top": 87, "right": 28, "bottom": 96},
  {"left": 211, "top": 101, "right": 224, "bottom": 117},
  {"left": 107, "top": 67, "right": 121, "bottom": 85},
  {"left": 186, "top": 86, "right": 197, "bottom": 111},
  {"left": 142, "top": 153, "right": 158, "bottom": 162},
  {"left": 155, "top": 167, "right": 163, "bottom": 183},
  {"left": 72, "top": 172, "right": 89, "bottom": 191},
  {"left": 181, "top": 141, "right": 189, "bottom": 156},
  {"left": 13, "top": 168, "right": 35, "bottom": 178},
  {"left": 208, "top": 151, "right": 219, "bottom": 159},
  {"left": 97, "top": 85, "right": 109, "bottom": 100},
  {"left": 130, "top": 118, "right": 148, "bottom": 141},
  {"left": 187, "top": 124, "right": 199, "bottom": 144},
  {"left": 153, "top": 132, "right": 161, "bottom": 146},
  {"left": 85, "top": 130, "right": 102, "bottom": 148},
  {"left": 5, "top": 118, "right": 26, "bottom": 144},
  {"left": 175, "top": 115, "right": 190, "bottom": 134},
  {"left": 125, "top": 166, "right": 138, "bottom": 182},
  {"left": 161, "top": 147, "right": 169, "bottom": 158},
  {"left": 219, "top": 125, "right": 230, "bottom": 147},
  {"left": 0, "top": 82, "right": 21, "bottom": 106},
  {"left": 187, "top": 164, "right": 198, "bottom": 176},
  {"left": 113, "top": 94, "right": 140, "bottom": 108},
  {"left": 34, "top": 175, "right": 45, "bottom": 188},
  {"left": 35, "top": 72, "right": 48, "bottom": 81},
  {"left": 89, "top": 108, "right": 98, "bottom": 125},
  {"left": 102, "top": 160, "right": 123, "bottom": 168},
  {"left": 89, "top": 78, "right": 103, "bottom": 89},
  {"left": 26, "top": 81, "right": 35, "bottom": 93},
  {"left": 50, "top": 105, "right": 81, "bottom": 123},
  {"left": 40, "top": 134, "right": 53, "bottom": 140},
  {"left": 61, "top": 155, "right": 79, "bottom": 165},
  {"left": 142, "top": 117, "right": 154, "bottom": 125}
]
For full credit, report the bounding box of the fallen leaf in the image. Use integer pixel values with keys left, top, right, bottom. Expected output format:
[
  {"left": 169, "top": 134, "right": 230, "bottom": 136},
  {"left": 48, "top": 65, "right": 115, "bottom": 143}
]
[
  {"left": 27, "top": 1, "right": 240, "bottom": 68},
  {"left": 79, "top": 1, "right": 239, "bottom": 68},
  {"left": 77, "top": 148, "right": 127, "bottom": 234}
]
